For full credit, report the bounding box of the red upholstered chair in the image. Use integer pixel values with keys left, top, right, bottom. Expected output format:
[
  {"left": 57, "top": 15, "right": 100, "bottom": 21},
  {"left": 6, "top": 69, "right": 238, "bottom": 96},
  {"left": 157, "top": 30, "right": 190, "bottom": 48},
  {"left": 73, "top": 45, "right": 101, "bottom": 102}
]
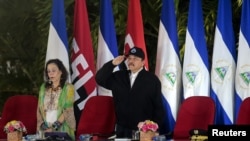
[
  {"left": 76, "top": 95, "right": 116, "bottom": 140},
  {"left": 236, "top": 97, "right": 250, "bottom": 124},
  {"left": 173, "top": 96, "right": 215, "bottom": 140},
  {"left": 0, "top": 95, "right": 38, "bottom": 139}
]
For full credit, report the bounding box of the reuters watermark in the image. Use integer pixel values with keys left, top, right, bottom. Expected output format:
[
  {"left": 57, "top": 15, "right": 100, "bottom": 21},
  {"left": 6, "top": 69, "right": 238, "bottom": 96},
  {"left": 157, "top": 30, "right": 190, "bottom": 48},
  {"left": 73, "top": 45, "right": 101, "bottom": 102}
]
[{"left": 208, "top": 125, "right": 250, "bottom": 140}]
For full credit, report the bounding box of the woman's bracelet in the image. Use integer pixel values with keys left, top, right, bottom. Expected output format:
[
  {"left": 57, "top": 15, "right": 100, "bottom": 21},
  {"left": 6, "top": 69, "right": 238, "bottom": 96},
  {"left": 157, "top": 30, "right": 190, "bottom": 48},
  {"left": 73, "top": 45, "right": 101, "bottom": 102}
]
[
  {"left": 40, "top": 122, "right": 49, "bottom": 131},
  {"left": 52, "top": 121, "right": 62, "bottom": 130}
]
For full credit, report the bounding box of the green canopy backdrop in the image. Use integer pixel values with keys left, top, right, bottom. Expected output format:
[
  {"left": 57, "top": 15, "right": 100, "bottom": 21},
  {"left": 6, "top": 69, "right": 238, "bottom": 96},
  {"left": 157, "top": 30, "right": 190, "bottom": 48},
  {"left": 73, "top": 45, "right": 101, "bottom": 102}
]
[{"left": 0, "top": 0, "right": 243, "bottom": 114}]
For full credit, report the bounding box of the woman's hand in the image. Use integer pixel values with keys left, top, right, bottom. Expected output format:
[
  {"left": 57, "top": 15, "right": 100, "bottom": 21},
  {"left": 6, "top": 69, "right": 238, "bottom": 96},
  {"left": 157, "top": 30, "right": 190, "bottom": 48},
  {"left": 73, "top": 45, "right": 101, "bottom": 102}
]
[{"left": 44, "top": 128, "right": 53, "bottom": 132}]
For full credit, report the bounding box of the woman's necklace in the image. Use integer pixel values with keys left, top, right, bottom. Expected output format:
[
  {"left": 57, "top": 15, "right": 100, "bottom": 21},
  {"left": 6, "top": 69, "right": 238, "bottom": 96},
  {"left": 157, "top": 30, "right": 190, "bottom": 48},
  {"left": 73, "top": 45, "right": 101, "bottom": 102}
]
[
  {"left": 47, "top": 86, "right": 61, "bottom": 110},
  {"left": 51, "top": 85, "right": 60, "bottom": 91}
]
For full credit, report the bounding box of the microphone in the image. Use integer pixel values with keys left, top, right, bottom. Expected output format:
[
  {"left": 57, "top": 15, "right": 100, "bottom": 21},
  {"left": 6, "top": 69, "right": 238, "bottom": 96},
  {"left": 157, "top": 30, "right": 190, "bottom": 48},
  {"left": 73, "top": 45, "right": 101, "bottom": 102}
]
[{"left": 47, "top": 79, "right": 53, "bottom": 86}]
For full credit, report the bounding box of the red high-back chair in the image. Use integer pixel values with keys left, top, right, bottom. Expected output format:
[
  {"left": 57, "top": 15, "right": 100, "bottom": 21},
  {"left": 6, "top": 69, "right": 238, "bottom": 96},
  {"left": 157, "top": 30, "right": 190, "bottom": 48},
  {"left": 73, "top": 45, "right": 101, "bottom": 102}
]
[
  {"left": 236, "top": 97, "right": 250, "bottom": 124},
  {"left": 0, "top": 95, "right": 38, "bottom": 139},
  {"left": 173, "top": 96, "right": 215, "bottom": 140},
  {"left": 76, "top": 95, "right": 116, "bottom": 140}
]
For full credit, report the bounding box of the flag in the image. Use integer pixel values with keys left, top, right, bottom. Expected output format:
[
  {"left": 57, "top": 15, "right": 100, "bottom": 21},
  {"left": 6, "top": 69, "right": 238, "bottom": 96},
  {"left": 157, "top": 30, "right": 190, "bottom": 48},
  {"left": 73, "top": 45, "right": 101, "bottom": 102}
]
[
  {"left": 71, "top": 0, "right": 97, "bottom": 126},
  {"left": 124, "top": 0, "right": 149, "bottom": 69},
  {"left": 182, "top": 0, "right": 210, "bottom": 98},
  {"left": 155, "top": 0, "right": 181, "bottom": 133},
  {"left": 45, "top": 0, "right": 70, "bottom": 82},
  {"left": 211, "top": 0, "right": 236, "bottom": 125},
  {"left": 235, "top": 0, "right": 250, "bottom": 120},
  {"left": 96, "top": 0, "right": 119, "bottom": 96}
]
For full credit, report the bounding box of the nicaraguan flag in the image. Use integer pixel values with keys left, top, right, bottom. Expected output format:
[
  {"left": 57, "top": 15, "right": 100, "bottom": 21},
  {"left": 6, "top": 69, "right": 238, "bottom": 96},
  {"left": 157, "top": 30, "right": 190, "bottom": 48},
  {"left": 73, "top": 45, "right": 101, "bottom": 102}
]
[
  {"left": 46, "top": 0, "right": 70, "bottom": 82},
  {"left": 182, "top": 0, "right": 210, "bottom": 98},
  {"left": 96, "top": 0, "right": 119, "bottom": 96},
  {"left": 235, "top": 0, "right": 250, "bottom": 120},
  {"left": 155, "top": 0, "right": 181, "bottom": 133},
  {"left": 211, "top": 0, "right": 236, "bottom": 125}
]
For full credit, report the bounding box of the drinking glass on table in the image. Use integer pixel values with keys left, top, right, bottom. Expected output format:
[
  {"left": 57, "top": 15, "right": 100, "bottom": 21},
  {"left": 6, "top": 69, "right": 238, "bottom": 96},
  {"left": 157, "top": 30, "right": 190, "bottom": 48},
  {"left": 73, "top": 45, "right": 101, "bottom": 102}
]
[{"left": 132, "top": 130, "right": 140, "bottom": 141}]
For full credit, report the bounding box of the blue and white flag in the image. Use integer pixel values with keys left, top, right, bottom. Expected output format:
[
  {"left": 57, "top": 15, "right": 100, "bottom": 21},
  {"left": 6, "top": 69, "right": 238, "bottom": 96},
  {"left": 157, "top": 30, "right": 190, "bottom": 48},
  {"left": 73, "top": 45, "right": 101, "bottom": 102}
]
[
  {"left": 182, "top": 0, "right": 210, "bottom": 98},
  {"left": 211, "top": 0, "right": 236, "bottom": 125},
  {"left": 96, "top": 0, "right": 119, "bottom": 96},
  {"left": 235, "top": 0, "right": 250, "bottom": 120},
  {"left": 46, "top": 0, "right": 70, "bottom": 82},
  {"left": 155, "top": 0, "right": 181, "bottom": 133}
]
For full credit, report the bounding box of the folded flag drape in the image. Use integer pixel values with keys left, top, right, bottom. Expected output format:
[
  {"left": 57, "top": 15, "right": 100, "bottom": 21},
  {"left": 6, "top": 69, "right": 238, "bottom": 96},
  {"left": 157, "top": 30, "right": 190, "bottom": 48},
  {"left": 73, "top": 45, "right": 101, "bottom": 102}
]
[
  {"left": 210, "top": 0, "right": 236, "bottom": 125},
  {"left": 235, "top": 0, "right": 250, "bottom": 121},
  {"left": 96, "top": 0, "right": 119, "bottom": 96},
  {"left": 155, "top": 0, "right": 182, "bottom": 134},
  {"left": 71, "top": 0, "right": 97, "bottom": 126},
  {"left": 182, "top": 0, "right": 210, "bottom": 99}
]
